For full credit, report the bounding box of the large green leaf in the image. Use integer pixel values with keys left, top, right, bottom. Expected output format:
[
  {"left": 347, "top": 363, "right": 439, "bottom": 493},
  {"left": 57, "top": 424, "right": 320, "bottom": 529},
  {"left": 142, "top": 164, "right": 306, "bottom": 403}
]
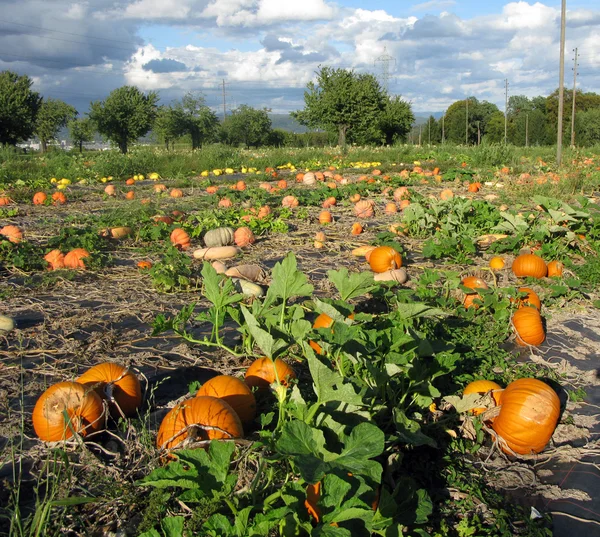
[
  {"left": 327, "top": 268, "right": 378, "bottom": 301},
  {"left": 265, "top": 252, "right": 313, "bottom": 307}
]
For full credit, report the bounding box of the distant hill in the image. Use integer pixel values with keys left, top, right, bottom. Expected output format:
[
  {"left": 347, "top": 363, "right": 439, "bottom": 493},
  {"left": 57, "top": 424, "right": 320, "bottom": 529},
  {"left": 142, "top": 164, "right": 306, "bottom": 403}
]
[{"left": 269, "top": 114, "right": 309, "bottom": 133}]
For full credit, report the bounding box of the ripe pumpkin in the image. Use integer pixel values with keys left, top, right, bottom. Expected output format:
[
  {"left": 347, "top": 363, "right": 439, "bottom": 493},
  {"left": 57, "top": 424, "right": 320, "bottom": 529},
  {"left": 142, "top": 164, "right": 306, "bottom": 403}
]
[
  {"left": 489, "top": 256, "right": 505, "bottom": 270},
  {"left": 468, "top": 182, "right": 481, "bottom": 192},
  {"left": 461, "top": 276, "right": 488, "bottom": 309},
  {"left": 354, "top": 200, "right": 374, "bottom": 218},
  {"left": 349, "top": 194, "right": 361, "bottom": 203},
  {"left": 393, "top": 187, "right": 410, "bottom": 201},
  {"left": 0, "top": 225, "right": 23, "bottom": 244},
  {"left": 104, "top": 185, "right": 116, "bottom": 196},
  {"left": 319, "top": 211, "right": 332, "bottom": 224},
  {"left": 512, "top": 254, "right": 547, "bottom": 279},
  {"left": 440, "top": 189, "right": 454, "bottom": 200},
  {"left": 125, "top": 191, "right": 135, "bottom": 200},
  {"left": 196, "top": 375, "right": 256, "bottom": 424},
  {"left": 351, "top": 222, "right": 363, "bottom": 235},
  {"left": 303, "top": 172, "right": 316, "bottom": 185},
  {"left": 52, "top": 191, "right": 67, "bottom": 205},
  {"left": 33, "top": 192, "right": 47, "bottom": 205},
  {"left": 322, "top": 197, "right": 336, "bottom": 209},
  {"left": 235, "top": 181, "right": 246, "bottom": 191},
  {"left": 171, "top": 228, "right": 191, "bottom": 250},
  {"left": 234, "top": 227, "right": 255, "bottom": 247},
  {"left": 154, "top": 184, "right": 167, "bottom": 193},
  {"left": 463, "top": 380, "right": 503, "bottom": 415},
  {"left": 0, "top": 196, "right": 13, "bottom": 206},
  {"left": 368, "top": 246, "right": 402, "bottom": 273},
  {"left": 282, "top": 196, "right": 299, "bottom": 208},
  {"left": 277, "top": 180, "right": 287, "bottom": 189},
  {"left": 309, "top": 312, "right": 355, "bottom": 354},
  {"left": 32, "top": 382, "right": 105, "bottom": 442},
  {"left": 384, "top": 202, "right": 397, "bottom": 214},
  {"left": 547, "top": 260, "right": 563, "bottom": 278},
  {"left": 245, "top": 357, "right": 296, "bottom": 391},
  {"left": 156, "top": 396, "right": 243, "bottom": 450},
  {"left": 204, "top": 227, "right": 235, "bottom": 247},
  {"left": 513, "top": 287, "right": 541, "bottom": 310},
  {"left": 126, "top": 178, "right": 135, "bottom": 186},
  {"left": 77, "top": 362, "right": 142, "bottom": 418},
  {"left": 492, "top": 378, "right": 560, "bottom": 455},
  {"left": 512, "top": 307, "right": 545, "bottom": 346},
  {"left": 257, "top": 206, "right": 271, "bottom": 219},
  {"left": 64, "top": 248, "right": 90, "bottom": 269},
  {"left": 137, "top": 260, "right": 152, "bottom": 270},
  {"left": 314, "top": 231, "right": 326, "bottom": 248},
  {"left": 44, "top": 249, "right": 65, "bottom": 270},
  {"left": 170, "top": 188, "right": 184, "bottom": 198}
]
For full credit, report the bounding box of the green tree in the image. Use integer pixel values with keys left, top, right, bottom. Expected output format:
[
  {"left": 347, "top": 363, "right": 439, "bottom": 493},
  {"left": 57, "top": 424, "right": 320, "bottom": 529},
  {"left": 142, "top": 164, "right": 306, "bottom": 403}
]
[
  {"left": 0, "top": 71, "right": 42, "bottom": 146},
  {"left": 444, "top": 97, "right": 499, "bottom": 145},
  {"left": 34, "top": 98, "right": 78, "bottom": 152},
  {"left": 507, "top": 95, "right": 549, "bottom": 146},
  {"left": 292, "top": 67, "right": 386, "bottom": 147},
  {"left": 379, "top": 96, "right": 414, "bottom": 145},
  {"left": 575, "top": 108, "right": 600, "bottom": 146},
  {"left": 484, "top": 111, "right": 506, "bottom": 144},
  {"left": 154, "top": 105, "right": 185, "bottom": 150},
  {"left": 546, "top": 88, "right": 600, "bottom": 144},
  {"left": 89, "top": 86, "right": 158, "bottom": 153},
  {"left": 68, "top": 117, "right": 95, "bottom": 153},
  {"left": 177, "top": 93, "right": 219, "bottom": 150},
  {"left": 220, "top": 105, "right": 272, "bottom": 148}
]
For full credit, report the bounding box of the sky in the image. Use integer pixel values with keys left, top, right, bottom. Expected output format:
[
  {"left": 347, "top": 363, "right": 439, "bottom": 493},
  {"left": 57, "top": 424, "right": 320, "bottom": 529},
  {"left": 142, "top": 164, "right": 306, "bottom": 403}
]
[{"left": 0, "top": 1, "right": 599, "bottom": 115}]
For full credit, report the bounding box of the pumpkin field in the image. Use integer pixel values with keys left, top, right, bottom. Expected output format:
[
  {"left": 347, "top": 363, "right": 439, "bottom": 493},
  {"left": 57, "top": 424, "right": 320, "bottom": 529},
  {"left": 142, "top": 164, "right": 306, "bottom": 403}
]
[{"left": 0, "top": 144, "right": 599, "bottom": 536}]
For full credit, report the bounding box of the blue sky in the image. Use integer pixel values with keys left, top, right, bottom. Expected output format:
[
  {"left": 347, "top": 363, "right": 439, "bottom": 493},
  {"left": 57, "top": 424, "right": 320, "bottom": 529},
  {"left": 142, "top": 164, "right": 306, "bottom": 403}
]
[{"left": 0, "top": 1, "right": 599, "bottom": 114}]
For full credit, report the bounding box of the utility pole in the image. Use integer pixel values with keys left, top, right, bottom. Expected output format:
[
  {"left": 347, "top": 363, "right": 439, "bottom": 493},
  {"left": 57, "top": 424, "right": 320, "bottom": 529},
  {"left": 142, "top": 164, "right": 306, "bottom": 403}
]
[
  {"left": 571, "top": 47, "right": 579, "bottom": 147},
  {"left": 557, "top": 0, "right": 566, "bottom": 166},
  {"left": 525, "top": 113, "right": 529, "bottom": 147},
  {"left": 477, "top": 121, "right": 481, "bottom": 145},
  {"left": 504, "top": 79, "right": 509, "bottom": 144},
  {"left": 442, "top": 113, "right": 445, "bottom": 143},
  {"left": 374, "top": 47, "right": 396, "bottom": 93},
  {"left": 465, "top": 98, "right": 469, "bottom": 145},
  {"left": 419, "top": 124, "right": 422, "bottom": 146},
  {"left": 221, "top": 79, "right": 227, "bottom": 122}
]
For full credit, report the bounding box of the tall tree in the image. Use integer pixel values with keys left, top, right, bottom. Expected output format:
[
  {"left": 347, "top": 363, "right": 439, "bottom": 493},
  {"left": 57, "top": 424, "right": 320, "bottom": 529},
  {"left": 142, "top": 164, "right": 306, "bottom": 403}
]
[
  {"left": 292, "top": 67, "right": 387, "bottom": 147},
  {"left": 178, "top": 93, "right": 219, "bottom": 150},
  {"left": 379, "top": 96, "right": 414, "bottom": 145},
  {"left": 444, "top": 97, "right": 499, "bottom": 145},
  {"left": 546, "top": 88, "right": 600, "bottom": 144},
  {"left": 0, "top": 71, "right": 42, "bottom": 147},
  {"left": 484, "top": 112, "right": 506, "bottom": 144},
  {"left": 154, "top": 105, "right": 186, "bottom": 150},
  {"left": 68, "top": 117, "right": 95, "bottom": 153},
  {"left": 220, "top": 105, "right": 272, "bottom": 148},
  {"left": 34, "top": 98, "right": 77, "bottom": 152},
  {"left": 89, "top": 86, "right": 158, "bottom": 153},
  {"left": 575, "top": 108, "right": 600, "bottom": 146}
]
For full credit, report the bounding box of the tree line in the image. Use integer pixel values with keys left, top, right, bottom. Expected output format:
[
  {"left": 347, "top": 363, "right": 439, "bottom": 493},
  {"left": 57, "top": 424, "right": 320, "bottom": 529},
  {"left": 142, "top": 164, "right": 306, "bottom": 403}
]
[
  {"left": 0, "top": 68, "right": 414, "bottom": 153},
  {"left": 412, "top": 90, "right": 600, "bottom": 147}
]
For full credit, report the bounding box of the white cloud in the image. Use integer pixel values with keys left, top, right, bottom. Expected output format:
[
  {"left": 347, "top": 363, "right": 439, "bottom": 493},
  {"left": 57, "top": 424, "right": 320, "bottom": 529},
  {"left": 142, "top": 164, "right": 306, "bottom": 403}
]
[{"left": 411, "top": 0, "right": 456, "bottom": 12}]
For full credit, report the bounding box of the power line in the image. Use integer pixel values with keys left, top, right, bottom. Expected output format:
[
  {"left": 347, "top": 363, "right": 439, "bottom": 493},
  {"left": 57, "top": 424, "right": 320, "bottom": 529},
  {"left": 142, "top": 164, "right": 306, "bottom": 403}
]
[{"left": 374, "top": 46, "right": 396, "bottom": 93}]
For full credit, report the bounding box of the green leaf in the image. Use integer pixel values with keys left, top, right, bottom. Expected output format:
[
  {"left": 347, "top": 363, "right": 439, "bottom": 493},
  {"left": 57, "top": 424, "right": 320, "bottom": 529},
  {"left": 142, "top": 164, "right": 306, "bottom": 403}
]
[
  {"left": 393, "top": 409, "right": 437, "bottom": 448},
  {"left": 241, "top": 306, "right": 288, "bottom": 358},
  {"left": 394, "top": 303, "right": 446, "bottom": 321},
  {"left": 161, "top": 516, "right": 185, "bottom": 537},
  {"left": 335, "top": 424, "right": 384, "bottom": 481},
  {"left": 276, "top": 421, "right": 329, "bottom": 483},
  {"left": 201, "top": 261, "right": 244, "bottom": 308},
  {"left": 327, "top": 268, "right": 378, "bottom": 301},
  {"left": 265, "top": 252, "right": 313, "bottom": 307}
]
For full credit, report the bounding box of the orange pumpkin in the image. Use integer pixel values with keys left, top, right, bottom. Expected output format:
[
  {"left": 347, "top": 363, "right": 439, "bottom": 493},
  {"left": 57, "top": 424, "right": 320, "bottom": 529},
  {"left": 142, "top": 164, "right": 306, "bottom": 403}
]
[
  {"left": 322, "top": 197, "right": 336, "bottom": 209},
  {"left": 125, "top": 191, "right": 135, "bottom": 200},
  {"left": 318, "top": 211, "right": 332, "bottom": 224},
  {"left": 512, "top": 307, "right": 545, "bottom": 346},
  {"left": 219, "top": 198, "right": 233, "bottom": 208},
  {"left": 513, "top": 287, "right": 541, "bottom": 310},
  {"left": 546, "top": 260, "right": 563, "bottom": 278},
  {"left": 0, "top": 225, "right": 23, "bottom": 244},
  {"left": 492, "top": 378, "right": 560, "bottom": 455},
  {"left": 170, "top": 228, "right": 191, "bottom": 250},
  {"left": 137, "top": 260, "right": 152, "bottom": 270},
  {"left": 440, "top": 189, "right": 454, "bottom": 201},
  {"left": 368, "top": 246, "right": 402, "bottom": 273},
  {"left": 461, "top": 276, "right": 488, "bottom": 309},
  {"left": 126, "top": 178, "right": 135, "bottom": 186},
  {"left": 399, "top": 199, "right": 411, "bottom": 210},
  {"left": 32, "top": 382, "right": 105, "bottom": 442},
  {"left": 257, "top": 206, "right": 271, "bottom": 219},
  {"left": 277, "top": 180, "right": 287, "bottom": 189},
  {"left": 77, "top": 362, "right": 142, "bottom": 418},
  {"left": 393, "top": 187, "right": 410, "bottom": 201},
  {"left": 64, "top": 248, "right": 90, "bottom": 269},
  {"left": 196, "top": 375, "right": 256, "bottom": 424},
  {"left": 512, "top": 254, "right": 547, "bottom": 279},
  {"left": 154, "top": 184, "right": 167, "bottom": 193},
  {"left": 489, "top": 256, "right": 505, "bottom": 270},
  {"left": 234, "top": 227, "right": 255, "bottom": 247},
  {"left": 351, "top": 222, "right": 363, "bottom": 235},
  {"left": 104, "top": 185, "right": 116, "bottom": 196},
  {"left": 349, "top": 194, "right": 361, "bottom": 203},
  {"left": 33, "top": 192, "right": 47, "bottom": 205},
  {"left": 463, "top": 380, "right": 503, "bottom": 415},
  {"left": 44, "top": 249, "right": 65, "bottom": 270},
  {"left": 206, "top": 186, "right": 218, "bottom": 194},
  {"left": 354, "top": 200, "right": 374, "bottom": 218},
  {"left": 282, "top": 196, "right": 299, "bottom": 208},
  {"left": 170, "top": 189, "right": 184, "bottom": 198},
  {"left": 244, "top": 357, "right": 296, "bottom": 391},
  {"left": 0, "top": 196, "right": 13, "bottom": 206},
  {"left": 384, "top": 202, "right": 397, "bottom": 214},
  {"left": 468, "top": 182, "right": 481, "bottom": 192},
  {"left": 156, "top": 396, "right": 243, "bottom": 450},
  {"left": 51, "top": 191, "right": 67, "bottom": 205}
]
